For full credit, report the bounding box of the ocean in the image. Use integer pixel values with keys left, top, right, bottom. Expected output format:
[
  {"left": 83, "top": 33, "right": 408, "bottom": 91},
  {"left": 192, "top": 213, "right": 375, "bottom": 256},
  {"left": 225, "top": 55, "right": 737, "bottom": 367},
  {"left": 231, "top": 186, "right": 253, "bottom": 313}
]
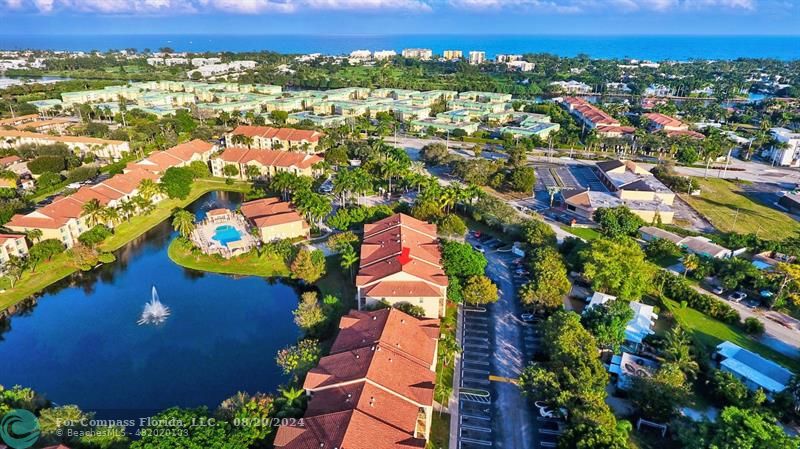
[{"left": 0, "top": 34, "right": 798, "bottom": 61}]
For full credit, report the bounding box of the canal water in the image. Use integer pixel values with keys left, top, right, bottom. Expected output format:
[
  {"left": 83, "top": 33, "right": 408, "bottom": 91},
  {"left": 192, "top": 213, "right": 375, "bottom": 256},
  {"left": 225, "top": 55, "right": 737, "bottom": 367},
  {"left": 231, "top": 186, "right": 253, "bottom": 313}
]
[{"left": 0, "top": 191, "right": 301, "bottom": 418}]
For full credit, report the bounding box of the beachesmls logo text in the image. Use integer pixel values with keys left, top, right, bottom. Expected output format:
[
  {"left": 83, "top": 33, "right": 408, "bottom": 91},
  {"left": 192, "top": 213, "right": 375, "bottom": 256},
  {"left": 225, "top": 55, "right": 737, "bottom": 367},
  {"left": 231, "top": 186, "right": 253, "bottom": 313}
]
[{"left": 0, "top": 409, "right": 40, "bottom": 449}]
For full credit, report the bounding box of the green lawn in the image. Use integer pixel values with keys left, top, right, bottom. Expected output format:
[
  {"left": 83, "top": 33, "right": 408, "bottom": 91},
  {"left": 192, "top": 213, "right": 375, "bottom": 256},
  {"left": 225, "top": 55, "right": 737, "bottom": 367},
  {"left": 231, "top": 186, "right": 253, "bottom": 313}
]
[
  {"left": 681, "top": 178, "right": 800, "bottom": 240},
  {"left": 0, "top": 178, "right": 251, "bottom": 312},
  {"left": 559, "top": 225, "right": 601, "bottom": 241},
  {"left": 663, "top": 298, "right": 800, "bottom": 373},
  {"left": 167, "top": 238, "right": 290, "bottom": 277},
  {"left": 317, "top": 254, "right": 357, "bottom": 308},
  {"left": 427, "top": 412, "right": 451, "bottom": 449}
]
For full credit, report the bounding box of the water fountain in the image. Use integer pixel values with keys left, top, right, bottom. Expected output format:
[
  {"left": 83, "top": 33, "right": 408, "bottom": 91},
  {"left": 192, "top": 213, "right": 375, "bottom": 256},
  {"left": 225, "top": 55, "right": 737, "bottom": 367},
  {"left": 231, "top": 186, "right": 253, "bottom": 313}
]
[{"left": 137, "top": 286, "right": 170, "bottom": 325}]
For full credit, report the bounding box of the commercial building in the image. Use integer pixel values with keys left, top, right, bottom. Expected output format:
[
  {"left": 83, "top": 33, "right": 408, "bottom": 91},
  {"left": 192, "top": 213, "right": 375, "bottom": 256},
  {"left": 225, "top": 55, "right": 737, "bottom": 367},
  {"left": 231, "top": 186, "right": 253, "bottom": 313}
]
[
  {"left": 239, "top": 198, "right": 309, "bottom": 242},
  {"left": 715, "top": 341, "right": 792, "bottom": 396},
  {"left": 355, "top": 213, "right": 448, "bottom": 318},
  {"left": 274, "top": 308, "right": 440, "bottom": 449}
]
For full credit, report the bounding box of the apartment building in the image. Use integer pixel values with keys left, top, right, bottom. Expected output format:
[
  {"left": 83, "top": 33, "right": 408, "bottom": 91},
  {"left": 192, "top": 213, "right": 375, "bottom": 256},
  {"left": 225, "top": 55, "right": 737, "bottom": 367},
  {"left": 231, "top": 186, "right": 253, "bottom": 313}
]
[
  {"left": 225, "top": 125, "right": 324, "bottom": 153},
  {"left": 468, "top": 51, "right": 486, "bottom": 65},
  {"left": 402, "top": 48, "right": 433, "bottom": 60},
  {"left": 0, "top": 130, "right": 130, "bottom": 160},
  {"left": 355, "top": 213, "right": 448, "bottom": 318},
  {"left": 0, "top": 234, "right": 29, "bottom": 269},
  {"left": 274, "top": 308, "right": 440, "bottom": 449},
  {"left": 443, "top": 50, "right": 462, "bottom": 60},
  {"left": 211, "top": 148, "right": 322, "bottom": 179},
  {"left": 7, "top": 140, "right": 215, "bottom": 248},
  {"left": 766, "top": 127, "right": 800, "bottom": 167}
]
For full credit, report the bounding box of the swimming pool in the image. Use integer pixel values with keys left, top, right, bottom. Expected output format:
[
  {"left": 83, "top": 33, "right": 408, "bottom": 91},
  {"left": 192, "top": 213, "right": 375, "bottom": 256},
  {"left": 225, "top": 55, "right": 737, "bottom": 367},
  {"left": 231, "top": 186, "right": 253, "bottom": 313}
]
[{"left": 212, "top": 225, "right": 243, "bottom": 246}]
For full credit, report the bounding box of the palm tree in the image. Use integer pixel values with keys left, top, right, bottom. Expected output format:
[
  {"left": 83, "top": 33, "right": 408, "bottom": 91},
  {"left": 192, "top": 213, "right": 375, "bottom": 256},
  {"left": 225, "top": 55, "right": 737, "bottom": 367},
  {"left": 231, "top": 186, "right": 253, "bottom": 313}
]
[
  {"left": 271, "top": 171, "right": 296, "bottom": 202},
  {"left": 682, "top": 254, "right": 700, "bottom": 278},
  {"left": 172, "top": 209, "right": 195, "bottom": 240},
  {"left": 662, "top": 326, "right": 699, "bottom": 380},
  {"left": 279, "top": 386, "right": 304, "bottom": 408},
  {"left": 25, "top": 229, "right": 43, "bottom": 245},
  {"left": 81, "top": 199, "right": 104, "bottom": 227},
  {"left": 231, "top": 133, "right": 254, "bottom": 149},
  {"left": 245, "top": 164, "right": 261, "bottom": 181},
  {"left": 133, "top": 195, "right": 154, "bottom": 214},
  {"left": 118, "top": 200, "right": 136, "bottom": 222},
  {"left": 438, "top": 333, "right": 461, "bottom": 367},
  {"left": 341, "top": 249, "right": 359, "bottom": 279},
  {"left": 100, "top": 206, "right": 120, "bottom": 226},
  {"left": 138, "top": 179, "right": 162, "bottom": 202}
]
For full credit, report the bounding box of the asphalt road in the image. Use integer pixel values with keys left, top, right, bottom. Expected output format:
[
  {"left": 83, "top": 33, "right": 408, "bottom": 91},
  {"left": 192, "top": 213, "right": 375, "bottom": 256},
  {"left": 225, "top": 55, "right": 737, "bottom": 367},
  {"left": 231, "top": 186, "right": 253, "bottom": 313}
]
[{"left": 478, "top": 238, "right": 538, "bottom": 449}]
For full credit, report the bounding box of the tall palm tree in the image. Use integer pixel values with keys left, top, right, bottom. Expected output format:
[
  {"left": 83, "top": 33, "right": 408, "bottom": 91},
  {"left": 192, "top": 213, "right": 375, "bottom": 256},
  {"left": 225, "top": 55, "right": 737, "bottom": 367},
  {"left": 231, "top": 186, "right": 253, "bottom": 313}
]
[
  {"left": 662, "top": 326, "right": 699, "bottom": 380},
  {"left": 172, "top": 209, "right": 195, "bottom": 240},
  {"left": 438, "top": 333, "right": 461, "bottom": 367},
  {"left": 118, "top": 200, "right": 136, "bottom": 222},
  {"left": 81, "top": 199, "right": 104, "bottom": 227},
  {"left": 245, "top": 164, "right": 261, "bottom": 180},
  {"left": 101, "top": 206, "right": 120, "bottom": 227},
  {"left": 341, "top": 249, "right": 359, "bottom": 279}
]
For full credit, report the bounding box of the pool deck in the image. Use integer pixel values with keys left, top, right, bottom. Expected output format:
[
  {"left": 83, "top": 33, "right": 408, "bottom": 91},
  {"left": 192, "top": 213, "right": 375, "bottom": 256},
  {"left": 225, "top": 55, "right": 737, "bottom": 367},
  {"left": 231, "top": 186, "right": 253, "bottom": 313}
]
[{"left": 191, "top": 210, "right": 258, "bottom": 258}]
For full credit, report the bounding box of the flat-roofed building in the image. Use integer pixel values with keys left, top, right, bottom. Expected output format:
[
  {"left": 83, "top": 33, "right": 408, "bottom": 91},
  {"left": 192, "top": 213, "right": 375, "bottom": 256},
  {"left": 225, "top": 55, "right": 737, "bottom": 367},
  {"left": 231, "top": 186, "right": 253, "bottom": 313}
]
[
  {"left": 402, "top": 48, "right": 433, "bottom": 60},
  {"left": 468, "top": 51, "right": 486, "bottom": 65},
  {"left": 443, "top": 50, "right": 462, "bottom": 60}
]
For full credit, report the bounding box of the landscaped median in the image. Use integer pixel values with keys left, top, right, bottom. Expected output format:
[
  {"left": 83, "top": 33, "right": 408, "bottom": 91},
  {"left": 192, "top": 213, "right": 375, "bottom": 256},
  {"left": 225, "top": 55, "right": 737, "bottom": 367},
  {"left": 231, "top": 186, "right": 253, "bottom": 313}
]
[{"left": 0, "top": 178, "right": 251, "bottom": 313}]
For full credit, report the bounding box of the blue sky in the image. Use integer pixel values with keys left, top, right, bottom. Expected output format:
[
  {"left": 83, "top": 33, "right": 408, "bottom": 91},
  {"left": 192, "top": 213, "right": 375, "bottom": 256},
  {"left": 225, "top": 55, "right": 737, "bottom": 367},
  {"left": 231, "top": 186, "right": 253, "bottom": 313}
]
[{"left": 0, "top": 0, "right": 797, "bottom": 35}]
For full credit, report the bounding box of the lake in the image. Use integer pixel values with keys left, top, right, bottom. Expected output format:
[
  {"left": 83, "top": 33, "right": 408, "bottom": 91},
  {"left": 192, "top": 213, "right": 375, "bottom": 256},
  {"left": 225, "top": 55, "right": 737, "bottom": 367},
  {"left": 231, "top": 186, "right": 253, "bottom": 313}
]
[{"left": 0, "top": 191, "right": 301, "bottom": 418}]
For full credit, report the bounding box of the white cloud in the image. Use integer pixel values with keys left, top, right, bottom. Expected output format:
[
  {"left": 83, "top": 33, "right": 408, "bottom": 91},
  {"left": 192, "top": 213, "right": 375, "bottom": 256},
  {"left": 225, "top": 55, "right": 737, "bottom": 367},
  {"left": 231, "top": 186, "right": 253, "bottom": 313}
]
[
  {"left": 5, "top": 0, "right": 433, "bottom": 13},
  {"left": 449, "top": 0, "right": 756, "bottom": 12}
]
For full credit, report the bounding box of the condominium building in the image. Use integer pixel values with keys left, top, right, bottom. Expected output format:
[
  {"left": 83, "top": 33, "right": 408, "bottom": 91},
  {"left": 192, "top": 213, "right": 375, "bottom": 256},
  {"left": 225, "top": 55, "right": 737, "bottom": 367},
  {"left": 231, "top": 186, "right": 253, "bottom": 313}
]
[
  {"left": 0, "top": 130, "right": 130, "bottom": 160},
  {"left": 274, "top": 308, "right": 440, "bottom": 449},
  {"left": 355, "top": 213, "right": 448, "bottom": 318},
  {"left": 373, "top": 50, "right": 397, "bottom": 60},
  {"left": 0, "top": 234, "right": 29, "bottom": 269},
  {"left": 402, "top": 48, "right": 433, "bottom": 60},
  {"left": 211, "top": 148, "right": 322, "bottom": 179},
  {"left": 443, "top": 50, "right": 462, "bottom": 60},
  {"left": 239, "top": 198, "right": 309, "bottom": 242},
  {"left": 225, "top": 125, "right": 324, "bottom": 153},
  {"left": 766, "top": 127, "right": 800, "bottom": 167},
  {"left": 468, "top": 51, "right": 486, "bottom": 65}
]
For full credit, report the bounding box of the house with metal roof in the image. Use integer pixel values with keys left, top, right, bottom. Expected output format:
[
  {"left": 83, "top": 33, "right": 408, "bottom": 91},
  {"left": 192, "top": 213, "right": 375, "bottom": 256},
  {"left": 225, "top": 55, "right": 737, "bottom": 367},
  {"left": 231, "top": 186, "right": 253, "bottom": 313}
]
[{"left": 715, "top": 341, "right": 793, "bottom": 395}]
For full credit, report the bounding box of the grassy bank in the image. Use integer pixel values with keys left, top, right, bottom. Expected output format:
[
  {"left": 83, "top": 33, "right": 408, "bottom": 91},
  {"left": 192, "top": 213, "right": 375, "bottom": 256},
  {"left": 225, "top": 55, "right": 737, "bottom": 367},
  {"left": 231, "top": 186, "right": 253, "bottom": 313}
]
[
  {"left": 0, "top": 178, "right": 251, "bottom": 312},
  {"left": 663, "top": 298, "right": 800, "bottom": 372},
  {"left": 680, "top": 178, "right": 800, "bottom": 240},
  {"left": 167, "top": 238, "right": 290, "bottom": 277}
]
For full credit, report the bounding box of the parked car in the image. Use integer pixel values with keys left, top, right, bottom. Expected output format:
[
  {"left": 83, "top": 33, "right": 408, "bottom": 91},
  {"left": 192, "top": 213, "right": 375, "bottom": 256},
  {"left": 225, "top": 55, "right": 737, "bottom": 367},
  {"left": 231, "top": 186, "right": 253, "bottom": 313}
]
[
  {"left": 728, "top": 291, "right": 747, "bottom": 302},
  {"left": 712, "top": 286, "right": 725, "bottom": 295},
  {"left": 521, "top": 313, "right": 536, "bottom": 323},
  {"left": 473, "top": 244, "right": 485, "bottom": 254}
]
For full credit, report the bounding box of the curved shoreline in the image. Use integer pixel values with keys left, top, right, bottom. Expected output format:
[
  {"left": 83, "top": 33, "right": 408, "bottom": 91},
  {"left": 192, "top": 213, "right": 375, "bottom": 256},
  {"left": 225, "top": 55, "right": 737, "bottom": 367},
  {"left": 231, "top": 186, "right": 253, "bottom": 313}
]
[
  {"left": 0, "top": 178, "right": 251, "bottom": 314},
  {"left": 167, "top": 237, "right": 291, "bottom": 278}
]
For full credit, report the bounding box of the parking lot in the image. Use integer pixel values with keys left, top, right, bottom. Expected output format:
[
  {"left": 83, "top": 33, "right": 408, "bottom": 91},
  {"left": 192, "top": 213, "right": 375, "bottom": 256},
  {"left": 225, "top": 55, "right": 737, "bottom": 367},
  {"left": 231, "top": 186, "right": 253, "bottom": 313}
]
[
  {"left": 459, "top": 305, "right": 494, "bottom": 448},
  {"left": 535, "top": 163, "right": 608, "bottom": 193}
]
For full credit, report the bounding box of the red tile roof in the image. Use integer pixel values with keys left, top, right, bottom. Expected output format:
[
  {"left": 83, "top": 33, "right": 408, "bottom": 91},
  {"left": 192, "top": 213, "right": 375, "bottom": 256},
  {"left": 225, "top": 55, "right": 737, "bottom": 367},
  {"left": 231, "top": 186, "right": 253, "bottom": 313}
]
[
  {"left": 563, "top": 97, "right": 619, "bottom": 127},
  {"left": 0, "top": 155, "right": 21, "bottom": 166},
  {"left": 643, "top": 112, "right": 684, "bottom": 129},
  {"left": 356, "top": 213, "right": 447, "bottom": 289},
  {"left": 239, "top": 197, "right": 307, "bottom": 228},
  {"left": 0, "top": 233, "right": 25, "bottom": 244},
  {"left": 275, "top": 308, "right": 439, "bottom": 449},
  {"left": 230, "top": 125, "right": 323, "bottom": 143},
  {"left": 364, "top": 280, "right": 443, "bottom": 298},
  {"left": 217, "top": 147, "right": 322, "bottom": 170},
  {"left": 274, "top": 409, "right": 425, "bottom": 449},
  {"left": 332, "top": 309, "right": 440, "bottom": 367},
  {"left": 0, "top": 114, "right": 39, "bottom": 127},
  {"left": 666, "top": 129, "right": 706, "bottom": 139},
  {"left": 164, "top": 139, "right": 215, "bottom": 161}
]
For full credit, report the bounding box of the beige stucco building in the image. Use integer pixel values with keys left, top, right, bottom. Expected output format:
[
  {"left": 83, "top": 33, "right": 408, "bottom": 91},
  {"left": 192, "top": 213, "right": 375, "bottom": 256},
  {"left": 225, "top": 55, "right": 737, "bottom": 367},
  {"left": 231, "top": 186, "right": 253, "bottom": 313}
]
[{"left": 239, "top": 198, "right": 309, "bottom": 242}]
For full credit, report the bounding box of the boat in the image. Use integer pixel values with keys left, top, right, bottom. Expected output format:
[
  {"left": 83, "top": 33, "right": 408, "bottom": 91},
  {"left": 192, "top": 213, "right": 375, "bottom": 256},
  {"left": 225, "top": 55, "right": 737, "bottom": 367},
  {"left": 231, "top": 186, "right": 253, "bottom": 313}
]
[{"left": 138, "top": 286, "right": 171, "bottom": 325}]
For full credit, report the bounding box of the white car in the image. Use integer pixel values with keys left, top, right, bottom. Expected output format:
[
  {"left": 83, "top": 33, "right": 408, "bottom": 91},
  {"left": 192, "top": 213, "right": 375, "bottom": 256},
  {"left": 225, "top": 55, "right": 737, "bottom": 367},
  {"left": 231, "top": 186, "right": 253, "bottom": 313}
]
[
  {"left": 473, "top": 244, "right": 485, "bottom": 254},
  {"left": 520, "top": 313, "right": 537, "bottom": 323},
  {"left": 728, "top": 291, "right": 747, "bottom": 302}
]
